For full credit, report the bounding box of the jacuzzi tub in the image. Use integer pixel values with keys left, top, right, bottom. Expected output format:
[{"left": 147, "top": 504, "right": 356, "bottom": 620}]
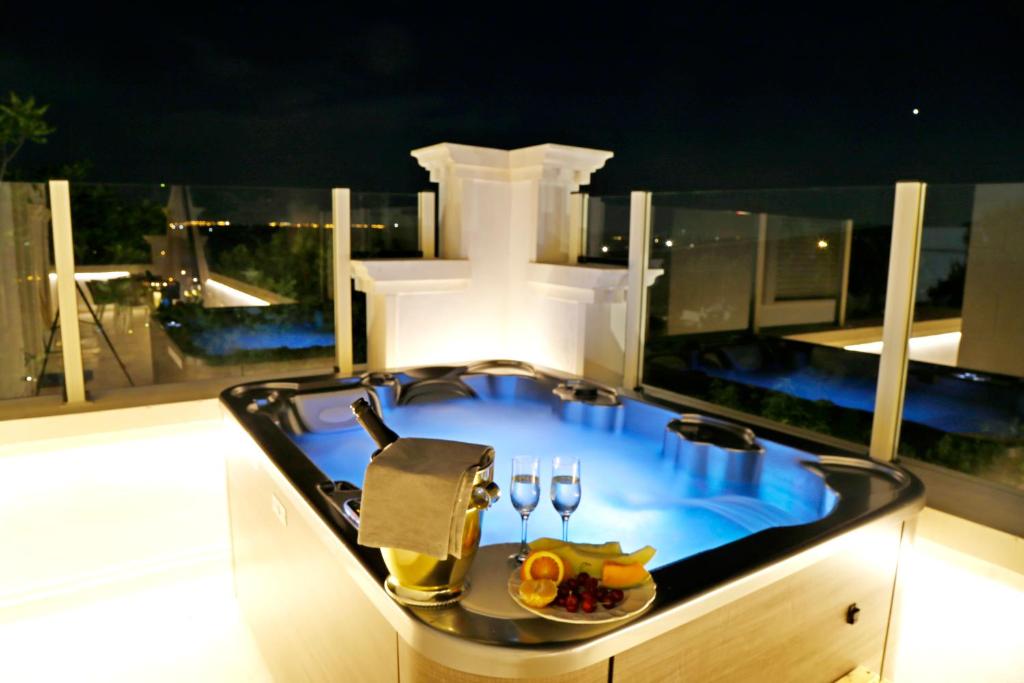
[{"left": 221, "top": 361, "right": 923, "bottom": 681}]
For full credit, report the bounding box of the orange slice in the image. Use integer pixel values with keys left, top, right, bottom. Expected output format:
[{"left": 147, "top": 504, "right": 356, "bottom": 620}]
[
  {"left": 521, "top": 550, "right": 566, "bottom": 583},
  {"left": 518, "top": 578, "right": 558, "bottom": 607}
]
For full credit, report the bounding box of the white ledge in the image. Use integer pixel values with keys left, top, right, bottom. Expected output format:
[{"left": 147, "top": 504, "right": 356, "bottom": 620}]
[
  {"left": 411, "top": 143, "right": 613, "bottom": 190},
  {"left": 526, "top": 263, "right": 661, "bottom": 303},
  {"left": 527, "top": 262, "right": 628, "bottom": 303},
  {"left": 351, "top": 259, "right": 471, "bottom": 295}
]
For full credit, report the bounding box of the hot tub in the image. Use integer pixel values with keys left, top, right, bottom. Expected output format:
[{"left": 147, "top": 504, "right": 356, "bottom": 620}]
[{"left": 221, "top": 361, "right": 923, "bottom": 682}]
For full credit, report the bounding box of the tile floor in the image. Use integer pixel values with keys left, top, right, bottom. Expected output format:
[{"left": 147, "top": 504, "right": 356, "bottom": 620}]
[{"left": 0, "top": 572, "right": 270, "bottom": 683}]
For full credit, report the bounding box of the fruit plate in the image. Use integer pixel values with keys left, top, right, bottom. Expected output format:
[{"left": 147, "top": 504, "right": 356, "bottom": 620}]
[{"left": 507, "top": 570, "right": 656, "bottom": 624}]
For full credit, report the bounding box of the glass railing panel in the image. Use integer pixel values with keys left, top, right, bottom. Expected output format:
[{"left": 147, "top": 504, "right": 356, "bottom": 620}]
[
  {"left": 70, "top": 184, "right": 358, "bottom": 393},
  {"left": 582, "top": 194, "right": 630, "bottom": 263},
  {"left": 642, "top": 187, "right": 896, "bottom": 448},
  {"left": 898, "top": 183, "right": 1024, "bottom": 490},
  {"left": 0, "top": 182, "right": 61, "bottom": 400},
  {"left": 350, "top": 192, "right": 420, "bottom": 258}
]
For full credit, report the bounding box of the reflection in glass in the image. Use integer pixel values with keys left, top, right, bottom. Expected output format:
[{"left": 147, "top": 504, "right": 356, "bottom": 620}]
[
  {"left": 0, "top": 182, "right": 60, "bottom": 400},
  {"left": 640, "top": 188, "right": 896, "bottom": 448},
  {"left": 581, "top": 195, "right": 630, "bottom": 263},
  {"left": 350, "top": 193, "right": 420, "bottom": 258},
  {"left": 65, "top": 184, "right": 371, "bottom": 394}
]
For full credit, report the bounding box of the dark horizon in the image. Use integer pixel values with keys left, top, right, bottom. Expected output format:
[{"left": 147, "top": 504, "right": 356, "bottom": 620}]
[{"left": 3, "top": 3, "right": 1024, "bottom": 193}]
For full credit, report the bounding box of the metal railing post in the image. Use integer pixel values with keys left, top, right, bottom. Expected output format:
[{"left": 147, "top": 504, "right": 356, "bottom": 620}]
[
  {"left": 332, "top": 188, "right": 354, "bottom": 376},
  {"left": 869, "top": 181, "right": 927, "bottom": 461},
  {"left": 623, "top": 191, "right": 652, "bottom": 390},
  {"left": 48, "top": 180, "right": 87, "bottom": 403},
  {"left": 417, "top": 191, "right": 436, "bottom": 259}
]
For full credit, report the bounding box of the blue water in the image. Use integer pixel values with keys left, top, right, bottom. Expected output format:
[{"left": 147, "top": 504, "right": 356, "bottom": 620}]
[
  {"left": 194, "top": 328, "right": 335, "bottom": 355},
  {"left": 292, "top": 377, "right": 833, "bottom": 570}
]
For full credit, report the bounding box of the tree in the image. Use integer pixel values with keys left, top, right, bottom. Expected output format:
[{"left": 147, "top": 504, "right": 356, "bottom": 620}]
[{"left": 0, "top": 92, "right": 55, "bottom": 182}]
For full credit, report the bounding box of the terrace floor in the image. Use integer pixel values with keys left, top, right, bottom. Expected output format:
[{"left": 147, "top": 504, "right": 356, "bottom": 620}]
[{"left": 0, "top": 572, "right": 270, "bottom": 682}]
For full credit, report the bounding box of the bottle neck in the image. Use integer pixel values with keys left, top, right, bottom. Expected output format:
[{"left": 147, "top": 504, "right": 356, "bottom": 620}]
[{"left": 351, "top": 398, "right": 399, "bottom": 450}]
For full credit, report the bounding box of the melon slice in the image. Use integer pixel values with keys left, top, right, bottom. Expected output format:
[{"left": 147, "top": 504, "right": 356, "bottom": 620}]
[{"left": 601, "top": 561, "right": 651, "bottom": 589}]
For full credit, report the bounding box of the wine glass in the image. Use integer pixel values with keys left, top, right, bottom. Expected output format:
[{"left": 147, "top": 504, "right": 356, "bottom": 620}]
[
  {"left": 550, "top": 456, "right": 581, "bottom": 542},
  {"left": 509, "top": 456, "right": 541, "bottom": 564}
]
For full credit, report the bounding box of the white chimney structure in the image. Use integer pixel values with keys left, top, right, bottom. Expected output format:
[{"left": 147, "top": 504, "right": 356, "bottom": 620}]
[{"left": 351, "top": 142, "right": 638, "bottom": 385}]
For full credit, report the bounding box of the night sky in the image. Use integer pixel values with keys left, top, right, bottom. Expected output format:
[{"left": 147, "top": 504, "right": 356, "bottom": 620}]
[{"left": 3, "top": 3, "right": 1023, "bottom": 193}]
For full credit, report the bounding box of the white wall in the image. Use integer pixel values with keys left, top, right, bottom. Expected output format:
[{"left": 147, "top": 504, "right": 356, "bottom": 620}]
[{"left": 958, "top": 183, "right": 1024, "bottom": 377}]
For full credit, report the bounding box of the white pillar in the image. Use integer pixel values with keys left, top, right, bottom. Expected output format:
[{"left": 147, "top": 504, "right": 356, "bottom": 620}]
[
  {"left": 417, "top": 191, "right": 436, "bottom": 259},
  {"left": 568, "top": 192, "right": 587, "bottom": 265},
  {"left": 331, "top": 188, "right": 353, "bottom": 376},
  {"left": 870, "top": 182, "right": 926, "bottom": 462},
  {"left": 623, "top": 191, "right": 652, "bottom": 390},
  {"left": 48, "top": 180, "right": 86, "bottom": 403}
]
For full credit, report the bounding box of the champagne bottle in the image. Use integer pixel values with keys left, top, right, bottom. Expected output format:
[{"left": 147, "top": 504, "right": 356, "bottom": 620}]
[{"left": 350, "top": 398, "right": 399, "bottom": 451}]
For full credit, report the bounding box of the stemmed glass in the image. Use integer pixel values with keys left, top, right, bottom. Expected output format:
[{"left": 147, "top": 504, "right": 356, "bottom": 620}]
[
  {"left": 550, "top": 456, "right": 581, "bottom": 542},
  {"left": 509, "top": 456, "right": 541, "bottom": 564}
]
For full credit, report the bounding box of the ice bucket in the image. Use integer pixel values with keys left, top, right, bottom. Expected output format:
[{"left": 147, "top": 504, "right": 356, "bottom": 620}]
[
  {"left": 380, "top": 451, "right": 499, "bottom": 606},
  {"left": 349, "top": 398, "right": 501, "bottom": 607}
]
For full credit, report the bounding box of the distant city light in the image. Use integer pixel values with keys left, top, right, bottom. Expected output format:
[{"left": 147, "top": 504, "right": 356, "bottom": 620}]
[
  {"left": 665, "top": 240, "right": 674, "bottom": 247},
  {"left": 168, "top": 220, "right": 230, "bottom": 228},
  {"left": 180, "top": 269, "right": 187, "bottom": 276},
  {"left": 601, "top": 245, "right": 609, "bottom": 253},
  {"left": 24, "top": 376, "right": 33, "bottom": 382},
  {"left": 817, "top": 239, "right": 829, "bottom": 249},
  {"left": 393, "top": 222, "right": 399, "bottom": 228},
  {"left": 159, "top": 250, "right": 166, "bottom": 256},
  {"left": 912, "top": 108, "right": 920, "bottom": 115}
]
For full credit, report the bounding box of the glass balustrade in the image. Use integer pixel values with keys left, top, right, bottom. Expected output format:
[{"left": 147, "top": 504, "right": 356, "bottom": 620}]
[
  {"left": 641, "top": 187, "right": 897, "bottom": 450},
  {"left": 581, "top": 194, "right": 630, "bottom": 263},
  {"left": 350, "top": 192, "right": 420, "bottom": 258},
  {"left": 897, "top": 183, "right": 1024, "bottom": 492}
]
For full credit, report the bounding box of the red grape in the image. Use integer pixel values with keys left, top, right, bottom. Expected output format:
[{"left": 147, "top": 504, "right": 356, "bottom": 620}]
[{"left": 565, "top": 594, "right": 579, "bottom": 612}]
